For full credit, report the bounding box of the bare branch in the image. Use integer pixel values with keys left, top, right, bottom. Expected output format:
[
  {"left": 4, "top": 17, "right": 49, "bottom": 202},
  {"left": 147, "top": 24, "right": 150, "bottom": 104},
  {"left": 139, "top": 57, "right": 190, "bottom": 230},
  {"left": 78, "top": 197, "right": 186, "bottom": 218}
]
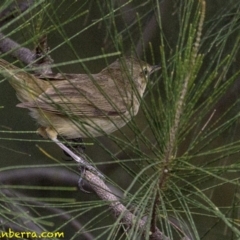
[
  {"left": 0, "top": 32, "right": 35, "bottom": 64},
  {"left": 85, "top": 171, "right": 170, "bottom": 240},
  {"left": 0, "top": 0, "right": 34, "bottom": 25}
]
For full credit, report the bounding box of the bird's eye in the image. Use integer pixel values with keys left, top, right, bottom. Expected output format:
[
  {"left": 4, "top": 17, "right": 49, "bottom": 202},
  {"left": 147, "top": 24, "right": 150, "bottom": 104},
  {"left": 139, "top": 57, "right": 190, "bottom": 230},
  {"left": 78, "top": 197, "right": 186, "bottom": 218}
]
[{"left": 142, "top": 67, "right": 149, "bottom": 76}]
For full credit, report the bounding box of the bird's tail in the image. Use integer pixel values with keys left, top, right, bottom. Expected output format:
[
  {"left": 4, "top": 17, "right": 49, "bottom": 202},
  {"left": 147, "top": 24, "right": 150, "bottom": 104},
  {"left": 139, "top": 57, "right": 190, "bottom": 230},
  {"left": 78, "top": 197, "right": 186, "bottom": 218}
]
[{"left": 0, "top": 59, "right": 47, "bottom": 103}]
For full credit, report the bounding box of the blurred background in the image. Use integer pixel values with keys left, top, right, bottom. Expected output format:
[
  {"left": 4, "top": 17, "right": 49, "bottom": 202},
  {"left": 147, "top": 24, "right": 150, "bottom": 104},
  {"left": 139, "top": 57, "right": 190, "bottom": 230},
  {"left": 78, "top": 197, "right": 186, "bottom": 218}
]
[{"left": 0, "top": 0, "right": 240, "bottom": 239}]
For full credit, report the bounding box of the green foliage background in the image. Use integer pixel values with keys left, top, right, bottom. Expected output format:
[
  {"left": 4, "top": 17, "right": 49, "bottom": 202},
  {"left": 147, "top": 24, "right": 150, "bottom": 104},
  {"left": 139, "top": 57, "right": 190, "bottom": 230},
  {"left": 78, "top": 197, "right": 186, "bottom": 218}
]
[{"left": 0, "top": 0, "right": 240, "bottom": 239}]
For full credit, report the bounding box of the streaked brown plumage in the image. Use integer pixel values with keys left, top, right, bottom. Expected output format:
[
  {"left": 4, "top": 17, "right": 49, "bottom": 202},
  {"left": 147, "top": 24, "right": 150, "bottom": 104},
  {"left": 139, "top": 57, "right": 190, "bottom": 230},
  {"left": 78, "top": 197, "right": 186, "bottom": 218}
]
[{"left": 0, "top": 57, "right": 159, "bottom": 139}]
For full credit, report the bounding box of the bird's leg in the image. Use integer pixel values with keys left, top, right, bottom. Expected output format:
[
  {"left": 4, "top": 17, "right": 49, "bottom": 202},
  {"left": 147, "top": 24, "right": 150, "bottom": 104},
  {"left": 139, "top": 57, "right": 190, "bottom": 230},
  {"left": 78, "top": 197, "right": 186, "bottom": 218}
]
[
  {"left": 63, "top": 138, "right": 86, "bottom": 159},
  {"left": 60, "top": 137, "right": 91, "bottom": 192},
  {"left": 38, "top": 127, "right": 104, "bottom": 179}
]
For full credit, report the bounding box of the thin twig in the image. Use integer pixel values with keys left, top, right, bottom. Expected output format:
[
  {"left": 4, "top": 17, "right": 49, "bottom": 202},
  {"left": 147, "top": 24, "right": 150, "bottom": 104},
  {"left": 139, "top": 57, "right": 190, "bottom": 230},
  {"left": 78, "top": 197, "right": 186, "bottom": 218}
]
[
  {"left": 85, "top": 171, "right": 170, "bottom": 240},
  {"left": 51, "top": 137, "right": 105, "bottom": 179},
  {"left": 0, "top": 32, "right": 36, "bottom": 64},
  {"left": 0, "top": 0, "right": 34, "bottom": 25},
  {"left": 0, "top": 1, "right": 52, "bottom": 74},
  {"left": 0, "top": 0, "right": 36, "bottom": 64}
]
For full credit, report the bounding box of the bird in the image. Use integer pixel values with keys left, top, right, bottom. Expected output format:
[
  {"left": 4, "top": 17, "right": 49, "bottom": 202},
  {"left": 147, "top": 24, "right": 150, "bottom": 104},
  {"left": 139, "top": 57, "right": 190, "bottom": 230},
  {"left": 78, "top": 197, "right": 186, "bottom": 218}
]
[{"left": 0, "top": 56, "right": 160, "bottom": 141}]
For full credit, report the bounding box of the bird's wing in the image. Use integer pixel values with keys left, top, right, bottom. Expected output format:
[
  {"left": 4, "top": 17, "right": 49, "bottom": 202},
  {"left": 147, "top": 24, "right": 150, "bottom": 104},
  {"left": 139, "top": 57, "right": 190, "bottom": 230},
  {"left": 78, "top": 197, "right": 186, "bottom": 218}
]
[{"left": 17, "top": 73, "right": 130, "bottom": 117}]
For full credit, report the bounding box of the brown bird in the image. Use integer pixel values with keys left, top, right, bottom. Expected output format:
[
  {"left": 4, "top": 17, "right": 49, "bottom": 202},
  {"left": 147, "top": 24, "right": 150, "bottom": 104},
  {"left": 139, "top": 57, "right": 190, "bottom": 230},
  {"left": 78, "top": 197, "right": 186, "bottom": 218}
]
[{"left": 0, "top": 57, "right": 160, "bottom": 140}]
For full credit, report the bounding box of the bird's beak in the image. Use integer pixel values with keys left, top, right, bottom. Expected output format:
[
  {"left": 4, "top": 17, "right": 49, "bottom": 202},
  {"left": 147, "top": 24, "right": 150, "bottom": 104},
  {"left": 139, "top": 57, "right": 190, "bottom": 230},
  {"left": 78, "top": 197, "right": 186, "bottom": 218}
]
[{"left": 150, "top": 65, "right": 161, "bottom": 74}]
